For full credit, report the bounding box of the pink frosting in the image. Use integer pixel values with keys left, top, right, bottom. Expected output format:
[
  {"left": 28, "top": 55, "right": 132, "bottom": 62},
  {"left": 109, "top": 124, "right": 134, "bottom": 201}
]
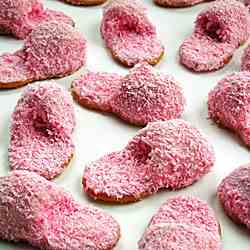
[
  {"left": 138, "top": 196, "right": 221, "bottom": 250},
  {"left": 0, "top": 170, "right": 120, "bottom": 249},
  {"left": 217, "top": 165, "right": 250, "bottom": 229},
  {"left": 100, "top": 0, "right": 164, "bottom": 66},
  {"left": 83, "top": 119, "right": 215, "bottom": 202},
  {"left": 9, "top": 81, "right": 75, "bottom": 180},
  {"left": 72, "top": 62, "right": 186, "bottom": 126},
  {"left": 0, "top": 0, "right": 74, "bottom": 39},
  {"left": 208, "top": 71, "right": 250, "bottom": 147},
  {"left": 179, "top": 0, "right": 249, "bottom": 72},
  {"left": 0, "top": 21, "right": 87, "bottom": 88}
]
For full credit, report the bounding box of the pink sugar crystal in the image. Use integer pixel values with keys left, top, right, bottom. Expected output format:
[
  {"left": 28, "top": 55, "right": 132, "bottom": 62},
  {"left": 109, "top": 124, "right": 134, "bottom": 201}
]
[
  {"left": 0, "top": 170, "right": 120, "bottom": 250},
  {"left": 138, "top": 196, "right": 221, "bottom": 250},
  {"left": 0, "top": 0, "right": 74, "bottom": 39},
  {"left": 218, "top": 164, "right": 250, "bottom": 229},
  {"left": 179, "top": 0, "right": 249, "bottom": 72},
  {"left": 9, "top": 81, "right": 75, "bottom": 180},
  {"left": 101, "top": 0, "right": 164, "bottom": 66},
  {"left": 83, "top": 119, "right": 215, "bottom": 203},
  {"left": 208, "top": 71, "right": 250, "bottom": 147}
]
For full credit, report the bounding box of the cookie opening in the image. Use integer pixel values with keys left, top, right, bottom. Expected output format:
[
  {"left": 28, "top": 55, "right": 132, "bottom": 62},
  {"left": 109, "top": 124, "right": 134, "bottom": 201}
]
[
  {"left": 130, "top": 140, "right": 152, "bottom": 164},
  {"left": 197, "top": 15, "right": 229, "bottom": 42},
  {"left": 31, "top": 110, "right": 53, "bottom": 136}
]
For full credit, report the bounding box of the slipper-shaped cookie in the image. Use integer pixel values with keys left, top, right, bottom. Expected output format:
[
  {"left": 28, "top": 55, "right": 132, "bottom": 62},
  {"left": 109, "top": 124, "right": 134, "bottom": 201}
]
[
  {"left": 100, "top": 0, "right": 164, "bottom": 67},
  {"left": 62, "top": 0, "right": 107, "bottom": 5},
  {"left": 0, "top": 0, "right": 74, "bottom": 39},
  {"left": 241, "top": 43, "right": 250, "bottom": 71},
  {"left": 154, "top": 0, "right": 211, "bottom": 8},
  {"left": 0, "top": 21, "right": 86, "bottom": 89},
  {"left": 179, "top": 0, "right": 249, "bottom": 72},
  {"left": 208, "top": 71, "right": 250, "bottom": 147},
  {"left": 217, "top": 164, "right": 250, "bottom": 229},
  {"left": 83, "top": 119, "right": 215, "bottom": 203},
  {"left": 9, "top": 81, "right": 75, "bottom": 180},
  {"left": 72, "top": 62, "right": 186, "bottom": 126},
  {"left": 0, "top": 170, "right": 120, "bottom": 250},
  {"left": 138, "top": 196, "right": 221, "bottom": 250}
]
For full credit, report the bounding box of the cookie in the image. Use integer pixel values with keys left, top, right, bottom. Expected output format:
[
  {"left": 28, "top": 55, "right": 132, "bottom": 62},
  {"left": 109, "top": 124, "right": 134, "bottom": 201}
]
[
  {"left": 62, "top": 0, "right": 107, "bottom": 5},
  {"left": 0, "top": 170, "right": 120, "bottom": 250},
  {"left": 0, "top": 0, "right": 74, "bottom": 39},
  {"left": 83, "top": 119, "right": 215, "bottom": 203},
  {"left": 154, "top": 0, "right": 211, "bottom": 8},
  {"left": 72, "top": 62, "right": 186, "bottom": 126},
  {"left": 208, "top": 71, "right": 250, "bottom": 147},
  {"left": 179, "top": 0, "right": 249, "bottom": 72},
  {"left": 9, "top": 81, "right": 75, "bottom": 180},
  {"left": 0, "top": 21, "right": 87, "bottom": 89},
  {"left": 101, "top": 0, "right": 164, "bottom": 67},
  {"left": 218, "top": 164, "right": 250, "bottom": 229},
  {"left": 138, "top": 196, "right": 221, "bottom": 250}
]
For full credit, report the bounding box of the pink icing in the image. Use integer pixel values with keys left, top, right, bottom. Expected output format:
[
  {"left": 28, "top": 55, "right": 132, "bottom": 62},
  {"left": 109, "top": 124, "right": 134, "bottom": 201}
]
[
  {"left": 0, "top": 0, "right": 74, "bottom": 39},
  {"left": 179, "top": 0, "right": 249, "bottom": 72},
  {"left": 9, "top": 81, "right": 75, "bottom": 180},
  {"left": 100, "top": 0, "right": 164, "bottom": 66},
  {"left": 138, "top": 196, "right": 221, "bottom": 250},
  {"left": 208, "top": 71, "right": 250, "bottom": 147},
  {"left": 0, "top": 21, "right": 87, "bottom": 87},
  {"left": 217, "top": 165, "right": 250, "bottom": 229},
  {"left": 72, "top": 62, "right": 186, "bottom": 125},
  {"left": 0, "top": 170, "right": 120, "bottom": 249},
  {"left": 83, "top": 119, "right": 215, "bottom": 202}
]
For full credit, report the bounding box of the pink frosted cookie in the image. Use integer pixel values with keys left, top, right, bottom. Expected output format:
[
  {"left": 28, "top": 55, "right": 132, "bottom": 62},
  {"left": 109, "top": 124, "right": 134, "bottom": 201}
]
[
  {"left": 72, "top": 62, "right": 186, "bottom": 126},
  {"left": 9, "top": 81, "right": 75, "bottom": 180},
  {"left": 61, "top": 0, "right": 107, "bottom": 5},
  {"left": 218, "top": 164, "right": 250, "bottom": 229},
  {"left": 0, "top": 170, "right": 120, "bottom": 250},
  {"left": 83, "top": 119, "right": 215, "bottom": 203},
  {"left": 100, "top": 0, "right": 164, "bottom": 67},
  {"left": 0, "top": 0, "right": 74, "bottom": 39},
  {"left": 154, "top": 0, "right": 211, "bottom": 7},
  {"left": 0, "top": 21, "right": 86, "bottom": 89},
  {"left": 138, "top": 196, "right": 221, "bottom": 250},
  {"left": 241, "top": 44, "right": 250, "bottom": 71},
  {"left": 179, "top": 0, "right": 249, "bottom": 72},
  {"left": 208, "top": 71, "right": 250, "bottom": 147}
]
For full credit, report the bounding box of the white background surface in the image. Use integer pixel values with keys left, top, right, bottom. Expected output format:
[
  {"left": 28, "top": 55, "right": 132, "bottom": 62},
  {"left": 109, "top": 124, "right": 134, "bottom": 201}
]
[{"left": 0, "top": 0, "right": 249, "bottom": 249}]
